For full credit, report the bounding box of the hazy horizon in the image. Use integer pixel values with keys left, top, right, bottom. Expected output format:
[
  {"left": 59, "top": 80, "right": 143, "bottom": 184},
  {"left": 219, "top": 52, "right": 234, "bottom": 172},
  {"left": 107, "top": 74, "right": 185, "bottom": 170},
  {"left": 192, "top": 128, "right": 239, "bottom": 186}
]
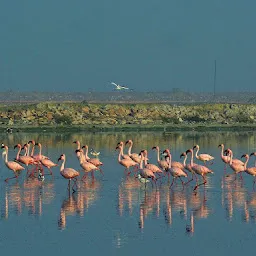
[{"left": 1, "top": 0, "right": 256, "bottom": 93}]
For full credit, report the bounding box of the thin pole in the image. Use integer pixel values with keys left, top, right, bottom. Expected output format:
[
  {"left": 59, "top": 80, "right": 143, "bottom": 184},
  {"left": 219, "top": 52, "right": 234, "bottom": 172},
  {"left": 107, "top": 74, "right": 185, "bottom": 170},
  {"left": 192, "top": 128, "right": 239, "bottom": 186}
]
[{"left": 214, "top": 60, "right": 217, "bottom": 97}]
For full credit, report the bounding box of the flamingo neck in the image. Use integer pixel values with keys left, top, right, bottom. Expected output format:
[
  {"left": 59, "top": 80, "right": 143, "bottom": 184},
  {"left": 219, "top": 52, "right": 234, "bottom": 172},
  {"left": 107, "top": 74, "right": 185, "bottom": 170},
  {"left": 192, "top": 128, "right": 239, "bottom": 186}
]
[
  {"left": 140, "top": 155, "right": 144, "bottom": 169},
  {"left": 118, "top": 149, "right": 122, "bottom": 162},
  {"left": 190, "top": 150, "right": 194, "bottom": 166},
  {"left": 120, "top": 144, "right": 125, "bottom": 157},
  {"left": 30, "top": 144, "right": 35, "bottom": 157},
  {"left": 26, "top": 144, "right": 30, "bottom": 156},
  {"left": 84, "top": 146, "right": 89, "bottom": 160},
  {"left": 77, "top": 142, "right": 81, "bottom": 150},
  {"left": 16, "top": 146, "right": 21, "bottom": 160},
  {"left": 128, "top": 143, "right": 132, "bottom": 156},
  {"left": 183, "top": 154, "right": 187, "bottom": 167},
  {"left": 156, "top": 148, "right": 160, "bottom": 162},
  {"left": 60, "top": 158, "right": 65, "bottom": 172},
  {"left": 220, "top": 145, "right": 224, "bottom": 158},
  {"left": 244, "top": 157, "right": 249, "bottom": 170},
  {"left": 143, "top": 152, "right": 148, "bottom": 165},
  {"left": 24, "top": 146, "right": 28, "bottom": 156},
  {"left": 195, "top": 147, "right": 199, "bottom": 158},
  {"left": 167, "top": 153, "right": 172, "bottom": 168},
  {"left": 229, "top": 151, "right": 233, "bottom": 165}
]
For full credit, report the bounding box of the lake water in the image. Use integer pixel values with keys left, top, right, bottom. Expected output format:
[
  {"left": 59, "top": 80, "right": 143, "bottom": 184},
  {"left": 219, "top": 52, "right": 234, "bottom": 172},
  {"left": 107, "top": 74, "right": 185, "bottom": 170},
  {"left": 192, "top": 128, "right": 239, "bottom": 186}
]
[{"left": 0, "top": 130, "right": 256, "bottom": 255}]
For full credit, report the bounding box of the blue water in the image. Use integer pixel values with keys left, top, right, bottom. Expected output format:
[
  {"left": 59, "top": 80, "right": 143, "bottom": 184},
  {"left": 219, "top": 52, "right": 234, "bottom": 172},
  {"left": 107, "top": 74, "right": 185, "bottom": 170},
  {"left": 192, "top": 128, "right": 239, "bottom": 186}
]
[{"left": 0, "top": 131, "right": 256, "bottom": 255}]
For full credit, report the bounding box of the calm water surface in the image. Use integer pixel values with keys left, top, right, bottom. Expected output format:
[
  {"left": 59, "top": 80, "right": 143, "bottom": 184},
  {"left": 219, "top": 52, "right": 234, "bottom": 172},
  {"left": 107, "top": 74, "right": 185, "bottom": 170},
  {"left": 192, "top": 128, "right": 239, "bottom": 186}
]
[{"left": 0, "top": 131, "right": 256, "bottom": 255}]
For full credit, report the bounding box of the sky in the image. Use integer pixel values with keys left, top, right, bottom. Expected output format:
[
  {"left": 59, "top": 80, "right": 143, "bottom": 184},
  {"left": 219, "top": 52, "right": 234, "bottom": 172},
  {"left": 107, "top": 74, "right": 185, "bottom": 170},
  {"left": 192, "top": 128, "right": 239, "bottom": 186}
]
[{"left": 1, "top": 0, "right": 256, "bottom": 93}]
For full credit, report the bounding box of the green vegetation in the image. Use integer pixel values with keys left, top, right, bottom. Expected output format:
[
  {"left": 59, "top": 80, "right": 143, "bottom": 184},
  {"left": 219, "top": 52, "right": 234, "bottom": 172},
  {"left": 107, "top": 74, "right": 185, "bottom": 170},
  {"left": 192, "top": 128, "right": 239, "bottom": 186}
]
[{"left": 0, "top": 102, "right": 256, "bottom": 131}]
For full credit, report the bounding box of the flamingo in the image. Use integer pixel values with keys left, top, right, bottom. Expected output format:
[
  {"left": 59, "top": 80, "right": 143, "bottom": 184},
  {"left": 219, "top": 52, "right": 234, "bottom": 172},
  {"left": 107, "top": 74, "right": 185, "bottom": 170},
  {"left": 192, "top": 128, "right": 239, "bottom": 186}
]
[
  {"left": 250, "top": 152, "right": 256, "bottom": 167},
  {"left": 225, "top": 149, "right": 245, "bottom": 179},
  {"left": 81, "top": 145, "right": 103, "bottom": 169},
  {"left": 152, "top": 146, "right": 169, "bottom": 171},
  {"left": 165, "top": 150, "right": 187, "bottom": 188},
  {"left": 125, "top": 140, "right": 142, "bottom": 163},
  {"left": 116, "top": 145, "right": 138, "bottom": 175},
  {"left": 76, "top": 149, "right": 100, "bottom": 179},
  {"left": 241, "top": 154, "right": 256, "bottom": 187},
  {"left": 193, "top": 145, "right": 214, "bottom": 165},
  {"left": 180, "top": 152, "right": 195, "bottom": 185},
  {"left": 186, "top": 149, "right": 213, "bottom": 190},
  {"left": 162, "top": 149, "right": 185, "bottom": 178},
  {"left": 14, "top": 144, "right": 35, "bottom": 170},
  {"left": 1, "top": 144, "right": 25, "bottom": 182},
  {"left": 34, "top": 143, "right": 57, "bottom": 175},
  {"left": 137, "top": 152, "right": 156, "bottom": 187},
  {"left": 140, "top": 150, "right": 163, "bottom": 175},
  {"left": 218, "top": 144, "right": 231, "bottom": 170},
  {"left": 73, "top": 140, "right": 81, "bottom": 159},
  {"left": 116, "top": 141, "right": 132, "bottom": 160},
  {"left": 58, "top": 154, "right": 80, "bottom": 192},
  {"left": 28, "top": 140, "right": 49, "bottom": 161},
  {"left": 219, "top": 144, "right": 244, "bottom": 169}
]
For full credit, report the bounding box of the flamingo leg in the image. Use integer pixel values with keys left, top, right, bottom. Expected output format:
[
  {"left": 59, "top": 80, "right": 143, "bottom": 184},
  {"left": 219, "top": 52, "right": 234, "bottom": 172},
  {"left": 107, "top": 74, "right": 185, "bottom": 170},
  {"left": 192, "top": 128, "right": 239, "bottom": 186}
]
[
  {"left": 170, "top": 177, "right": 175, "bottom": 188},
  {"left": 193, "top": 176, "right": 207, "bottom": 191},
  {"left": 179, "top": 177, "right": 184, "bottom": 188},
  {"left": 91, "top": 171, "right": 95, "bottom": 180},
  {"left": 72, "top": 179, "right": 77, "bottom": 193},
  {"left": 185, "top": 173, "right": 194, "bottom": 186},
  {"left": 99, "top": 168, "right": 104, "bottom": 176},
  {"left": 5, "top": 174, "right": 18, "bottom": 182}
]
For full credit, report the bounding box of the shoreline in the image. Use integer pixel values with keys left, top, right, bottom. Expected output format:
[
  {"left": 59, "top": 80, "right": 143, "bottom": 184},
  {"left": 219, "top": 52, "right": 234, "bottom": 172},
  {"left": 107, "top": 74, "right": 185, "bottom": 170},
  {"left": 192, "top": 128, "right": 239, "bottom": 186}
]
[{"left": 2, "top": 123, "right": 256, "bottom": 133}]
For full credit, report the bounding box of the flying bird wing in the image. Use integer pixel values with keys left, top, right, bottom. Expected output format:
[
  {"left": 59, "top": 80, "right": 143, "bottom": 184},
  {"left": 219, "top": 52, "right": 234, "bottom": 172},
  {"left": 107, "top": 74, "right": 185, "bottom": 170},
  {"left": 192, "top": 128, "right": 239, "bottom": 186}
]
[
  {"left": 120, "top": 86, "right": 129, "bottom": 90},
  {"left": 111, "top": 82, "right": 118, "bottom": 88}
]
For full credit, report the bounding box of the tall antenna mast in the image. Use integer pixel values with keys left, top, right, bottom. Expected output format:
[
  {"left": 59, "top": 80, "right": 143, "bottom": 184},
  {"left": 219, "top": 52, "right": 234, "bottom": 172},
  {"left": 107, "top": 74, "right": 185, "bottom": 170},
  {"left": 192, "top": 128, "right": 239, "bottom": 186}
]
[{"left": 213, "top": 60, "right": 217, "bottom": 97}]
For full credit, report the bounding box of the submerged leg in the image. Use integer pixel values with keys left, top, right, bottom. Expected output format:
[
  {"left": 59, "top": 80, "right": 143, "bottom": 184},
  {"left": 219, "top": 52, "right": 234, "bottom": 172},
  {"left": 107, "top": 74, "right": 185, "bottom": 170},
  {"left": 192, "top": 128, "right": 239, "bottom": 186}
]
[{"left": 5, "top": 175, "right": 18, "bottom": 182}]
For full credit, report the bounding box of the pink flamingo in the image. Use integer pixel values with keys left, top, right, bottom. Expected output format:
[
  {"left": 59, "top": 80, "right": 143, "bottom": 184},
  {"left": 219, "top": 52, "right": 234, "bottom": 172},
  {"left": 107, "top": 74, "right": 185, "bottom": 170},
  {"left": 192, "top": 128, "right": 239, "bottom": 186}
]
[
  {"left": 242, "top": 154, "right": 256, "bottom": 188},
  {"left": 193, "top": 145, "right": 214, "bottom": 165},
  {"left": 116, "top": 141, "right": 132, "bottom": 160},
  {"left": 138, "top": 152, "right": 157, "bottom": 187},
  {"left": 58, "top": 154, "right": 80, "bottom": 192},
  {"left": 165, "top": 150, "right": 187, "bottom": 187},
  {"left": 162, "top": 149, "right": 185, "bottom": 178},
  {"left": 250, "top": 152, "right": 256, "bottom": 167},
  {"left": 140, "top": 149, "right": 163, "bottom": 175},
  {"left": 125, "top": 140, "right": 142, "bottom": 163},
  {"left": 218, "top": 144, "right": 231, "bottom": 170},
  {"left": 28, "top": 140, "right": 49, "bottom": 161},
  {"left": 76, "top": 149, "right": 100, "bottom": 179},
  {"left": 116, "top": 145, "right": 138, "bottom": 175},
  {"left": 186, "top": 149, "right": 214, "bottom": 190},
  {"left": 81, "top": 145, "right": 104, "bottom": 170},
  {"left": 225, "top": 149, "right": 245, "bottom": 179},
  {"left": 73, "top": 140, "right": 82, "bottom": 159},
  {"left": 180, "top": 152, "right": 195, "bottom": 185},
  {"left": 1, "top": 144, "right": 25, "bottom": 182},
  {"left": 34, "top": 143, "right": 57, "bottom": 175},
  {"left": 14, "top": 144, "right": 35, "bottom": 172},
  {"left": 152, "top": 146, "right": 169, "bottom": 171},
  {"left": 223, "top": 148, "right": 244, "bottom": 166}
]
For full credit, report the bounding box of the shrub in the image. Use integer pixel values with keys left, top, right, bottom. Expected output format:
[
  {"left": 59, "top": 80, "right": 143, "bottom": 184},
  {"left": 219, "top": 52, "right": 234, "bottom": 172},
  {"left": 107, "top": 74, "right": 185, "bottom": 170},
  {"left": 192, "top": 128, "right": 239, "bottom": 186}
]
[{"left": 53, "top": 114, "right": 73, "bottom": 125}]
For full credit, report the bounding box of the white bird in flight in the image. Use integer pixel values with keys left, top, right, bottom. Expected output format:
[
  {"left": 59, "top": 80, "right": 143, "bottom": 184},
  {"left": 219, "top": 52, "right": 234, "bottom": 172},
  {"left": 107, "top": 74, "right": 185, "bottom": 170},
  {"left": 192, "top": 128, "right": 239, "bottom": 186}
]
[{"left": 110, "top": 82, "right": 130, "bottom": 90}]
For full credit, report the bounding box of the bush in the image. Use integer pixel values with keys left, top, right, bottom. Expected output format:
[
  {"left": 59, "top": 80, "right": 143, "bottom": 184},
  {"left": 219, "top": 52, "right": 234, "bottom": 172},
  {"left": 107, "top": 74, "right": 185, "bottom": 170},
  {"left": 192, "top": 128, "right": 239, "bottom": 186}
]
[{"left": 53, "top": 114, "right": 73, "bottom": 125}]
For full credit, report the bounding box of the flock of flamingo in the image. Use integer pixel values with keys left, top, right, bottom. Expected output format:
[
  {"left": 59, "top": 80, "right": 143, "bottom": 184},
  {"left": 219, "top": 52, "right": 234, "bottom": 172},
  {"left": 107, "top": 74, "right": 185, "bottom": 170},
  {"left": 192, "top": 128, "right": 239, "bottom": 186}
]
[{"left": 1, "top": 139, "right": 256, "bottom": 192}]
